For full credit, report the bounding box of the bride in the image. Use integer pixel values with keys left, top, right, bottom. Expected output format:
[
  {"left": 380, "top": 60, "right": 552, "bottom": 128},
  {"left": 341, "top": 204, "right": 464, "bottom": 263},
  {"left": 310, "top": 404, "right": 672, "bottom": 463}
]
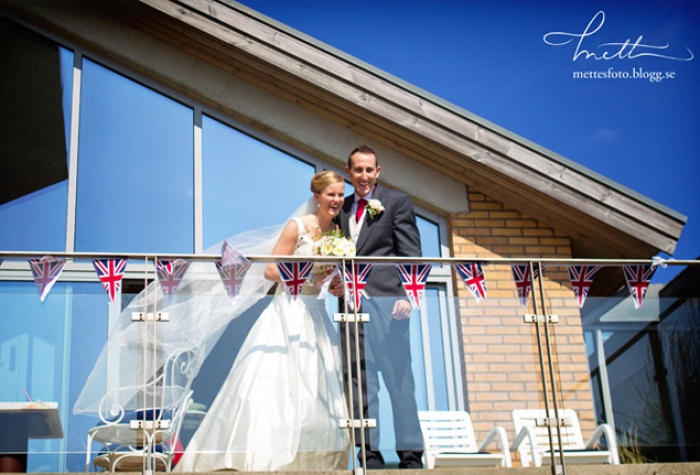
[{"left": 175, "top": 170, "right": 350, "bottom": 472}]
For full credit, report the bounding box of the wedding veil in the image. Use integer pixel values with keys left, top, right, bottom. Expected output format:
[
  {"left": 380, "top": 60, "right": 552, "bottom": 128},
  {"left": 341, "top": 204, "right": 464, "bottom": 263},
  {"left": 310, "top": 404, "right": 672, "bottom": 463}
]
[{"left": 73, "top": 198, "right": 318, "bottom": 418}]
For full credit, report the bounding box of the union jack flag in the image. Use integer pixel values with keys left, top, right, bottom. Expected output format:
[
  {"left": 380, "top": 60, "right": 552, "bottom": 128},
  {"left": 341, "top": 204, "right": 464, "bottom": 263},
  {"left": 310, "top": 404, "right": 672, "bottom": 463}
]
[
  {"left": 512, "top": 264, "right": 540, "bottom": 306},
  {"left": 455, "top": 262, "right": 487, "bottom": 302},
  {"left": 623, "top": 264, "right": 657, "bottom": 309},
  {"left": 220, "top": 240, "right": 248, "bottom": 268},
  {"left": 92, "top": 259, "right": 127, "bottom": 303},
  {"left": 156, "top": 259, "right": 191, "bottom": 303},
  {"left": 277, "top": 261, "right": 314, "bottom": 300},
  {"left": 397, "top": 264, "right": 432, "bottom": 309},
  {"left": 342, "top": 262, "right": 373, "bottom": 310},
  {"left": 29, "top": 256, "right": 66, "bottom": 303},
  {"left": 568, "top": 265, "right": 602, "bottom": 308},
  {"left": 216, "top": 259, "right": 251, "bottom": 300}
]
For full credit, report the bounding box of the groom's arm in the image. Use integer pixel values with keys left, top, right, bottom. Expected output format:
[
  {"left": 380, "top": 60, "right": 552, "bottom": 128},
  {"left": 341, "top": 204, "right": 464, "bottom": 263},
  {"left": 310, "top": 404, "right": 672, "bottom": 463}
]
[{"left": 390, "top": 192, "right": 421, "bottom": 319}]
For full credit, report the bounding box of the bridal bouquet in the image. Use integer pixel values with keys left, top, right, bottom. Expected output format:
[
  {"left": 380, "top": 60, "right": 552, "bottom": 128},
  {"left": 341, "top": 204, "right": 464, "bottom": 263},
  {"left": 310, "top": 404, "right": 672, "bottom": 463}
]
[
  {"left": 313, "top": 229, "right": 356, "bottom": 258},
  {"left": 312, "top": 230, "right": 355, "bottom": 288}
]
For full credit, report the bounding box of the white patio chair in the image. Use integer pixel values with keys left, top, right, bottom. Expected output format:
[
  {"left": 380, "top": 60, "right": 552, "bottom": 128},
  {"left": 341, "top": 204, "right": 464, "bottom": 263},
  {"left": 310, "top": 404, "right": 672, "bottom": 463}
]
[
  {"left": 418, "top": 410, "right": 512, "bottom": 469},
  {"left": 511, "top": 408, "right": 619, "bottom": 467},
  {"left": 88, "top": 390, "right": 192, "bottom": 472},
  {"left": 85, "top": 348, "right": 196, "bottom": 472}
]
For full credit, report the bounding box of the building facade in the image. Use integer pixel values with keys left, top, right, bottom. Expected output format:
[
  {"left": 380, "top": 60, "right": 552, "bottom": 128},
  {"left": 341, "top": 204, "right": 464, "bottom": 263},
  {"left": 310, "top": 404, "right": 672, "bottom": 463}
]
[{"left": 1, "top": 0, "right": 695, "bottom": 471}]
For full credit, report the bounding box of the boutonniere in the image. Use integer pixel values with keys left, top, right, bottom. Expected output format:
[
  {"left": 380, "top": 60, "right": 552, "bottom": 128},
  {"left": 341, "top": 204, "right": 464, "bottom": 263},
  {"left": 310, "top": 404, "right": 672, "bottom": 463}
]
[{"left": 365, "top": 199, "right": 385, "bottom": 219}]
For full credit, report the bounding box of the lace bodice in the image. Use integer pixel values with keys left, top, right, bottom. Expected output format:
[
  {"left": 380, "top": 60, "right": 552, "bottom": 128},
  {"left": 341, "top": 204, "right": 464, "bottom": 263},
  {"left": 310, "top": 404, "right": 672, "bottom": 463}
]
[
  {"left": 292, "top": 217, "right": 324, "bottom": 296},
  {"left": 293, "top": 217, "right": 315, "bottom": 258}
]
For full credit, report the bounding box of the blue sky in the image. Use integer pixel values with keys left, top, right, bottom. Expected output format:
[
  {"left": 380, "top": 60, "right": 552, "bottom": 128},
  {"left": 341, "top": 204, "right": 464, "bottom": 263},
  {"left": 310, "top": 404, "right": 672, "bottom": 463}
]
[{"left": 240, "top": 0, "right": 700, "bottom": 270}]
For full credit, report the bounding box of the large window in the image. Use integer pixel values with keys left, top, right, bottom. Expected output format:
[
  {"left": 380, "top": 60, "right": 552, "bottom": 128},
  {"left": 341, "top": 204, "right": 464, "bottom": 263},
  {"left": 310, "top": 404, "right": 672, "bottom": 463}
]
[
  {"left": 75, "top": 59, "right": 194, "bottom": 253},
  {"left": 202, "top": 115, "right": 314, "bottom": 249},
  {"left": 0, "top": 19, "right": 72, "bottom": 252}
]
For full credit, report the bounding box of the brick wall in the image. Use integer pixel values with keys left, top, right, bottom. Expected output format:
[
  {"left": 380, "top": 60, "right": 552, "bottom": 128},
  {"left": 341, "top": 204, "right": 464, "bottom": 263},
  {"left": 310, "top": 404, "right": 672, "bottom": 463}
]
[{"left": 449, "top": 191, "right": 598, "bottom": 462}]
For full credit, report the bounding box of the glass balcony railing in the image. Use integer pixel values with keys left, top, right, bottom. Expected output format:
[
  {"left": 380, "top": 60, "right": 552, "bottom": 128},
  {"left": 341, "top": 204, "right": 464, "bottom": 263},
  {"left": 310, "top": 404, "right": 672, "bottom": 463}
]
[{"left": 0, "top": 252, "right": 697, "bottom": 473}]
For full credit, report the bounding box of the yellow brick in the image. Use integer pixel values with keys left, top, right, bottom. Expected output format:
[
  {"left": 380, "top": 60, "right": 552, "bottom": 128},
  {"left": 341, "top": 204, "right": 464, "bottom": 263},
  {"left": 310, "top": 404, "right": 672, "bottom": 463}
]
[
  {"left": 523, "top": 228, "right": 554, "bottom": 237},
  {"left": 489, "top": 211, "right": 521, "bottom": 219},
  {"left": 474, "top": 354, "right": 506, "bottom": 363},
  {"left": 508, "top": 237, "right": 540, "bottom": 245},
  {"left": 475, "top": 219, "right": 506, "bottom": 228},
  {"left": 474, "top": 237, "right": 508, "bottom": 246},
  {"left": 470, "top": 202, "right": 503, "bottom": 211},
  {"left": 491, "top": 228, "right": 523, "bottom": 237},
  {"left": 451, "top": 218, "right": 474, "bottom": 227},
  {"left": 540, "top": 237, "right": 571, "bottom": 246},
  {"left": 490, "top": 363, "right": 529, "bottom": 373},
  {"left": 455, "top": 227, "right": 491, "bottom": 237},
  {"left": 506, "top": 219, "right": 538, "bottom": 228},
  {"left": 492, "top": 382, "right": 525, "bottom": 392},
  {"left": 465, "top": 382, "right": 492, "bottom": 392}
]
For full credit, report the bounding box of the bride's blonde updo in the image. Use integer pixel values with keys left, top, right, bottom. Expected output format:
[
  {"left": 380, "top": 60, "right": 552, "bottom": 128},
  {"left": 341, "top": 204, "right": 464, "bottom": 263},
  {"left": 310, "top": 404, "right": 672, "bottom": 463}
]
[{"left": 310, "top": 170, "right": 343, "bottom": 193}]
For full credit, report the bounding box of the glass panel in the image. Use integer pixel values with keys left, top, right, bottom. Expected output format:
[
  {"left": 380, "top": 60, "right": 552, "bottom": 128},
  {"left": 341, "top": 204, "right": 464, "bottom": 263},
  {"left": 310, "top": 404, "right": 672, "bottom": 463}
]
[
  {"left": 75, "top": 59, "right": 194, "bottom": 253},
  {"left": 0, "top": 19, "right": 72, "bottom": 252},
  {"left": 583, "top": 297, "right": 700, "bottom": 462},
  {"left": 423, "top": 286, "right": 449, "bottom": 410},
  {"left": 657, "top": 298, "right": 700, "bottom": 462},
  {"left": 0, "top": 280, "right": 108, "bottom": 472},
  {"left": 2, "top": 254, "right": 699, "bottom": 470},
  {"left": 574, "top": 264, "right": 700, "bottom": 464},
  {"left": 75, "top": 258, "right": 350, "bottom": 472},
  {"left": 450, "top": 288, "right": 539, "bottom": 468},
  {"left": 201, "top": 115, "right": 315, "bottom": 250}
]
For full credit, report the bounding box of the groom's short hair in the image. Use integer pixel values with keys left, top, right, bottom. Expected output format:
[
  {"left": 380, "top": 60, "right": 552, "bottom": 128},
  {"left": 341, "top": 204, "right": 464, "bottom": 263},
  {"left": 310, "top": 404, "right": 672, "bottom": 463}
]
[{"left": 347, "top": 145, "right": 378, "bottom": 168}]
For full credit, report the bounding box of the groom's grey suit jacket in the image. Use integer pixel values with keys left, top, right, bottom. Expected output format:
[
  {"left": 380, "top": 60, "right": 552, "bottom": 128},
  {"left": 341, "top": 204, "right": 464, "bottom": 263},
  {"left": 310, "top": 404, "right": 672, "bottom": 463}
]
[{"left": 339, "top": 184, "right": 422, "bottom": 299}]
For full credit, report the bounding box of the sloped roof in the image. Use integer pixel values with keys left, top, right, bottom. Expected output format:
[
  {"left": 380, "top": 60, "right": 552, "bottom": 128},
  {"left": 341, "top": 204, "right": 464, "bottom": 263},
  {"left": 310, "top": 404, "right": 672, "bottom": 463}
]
[{"left": 0, "top": 0, "right": 686, "bottom": 260}]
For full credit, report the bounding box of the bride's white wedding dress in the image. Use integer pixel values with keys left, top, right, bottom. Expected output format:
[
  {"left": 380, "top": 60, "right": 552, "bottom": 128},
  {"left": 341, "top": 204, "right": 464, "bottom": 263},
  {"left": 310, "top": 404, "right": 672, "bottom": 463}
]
[{"left": 175, "top": 217, "right": 350, "bottom": 472}]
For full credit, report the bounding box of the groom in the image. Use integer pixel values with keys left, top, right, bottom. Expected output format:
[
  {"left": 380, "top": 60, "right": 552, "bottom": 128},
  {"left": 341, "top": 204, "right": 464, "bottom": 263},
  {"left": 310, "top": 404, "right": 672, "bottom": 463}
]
[{"left": 336, "top": 145, "right": 424, "bottom": 469}]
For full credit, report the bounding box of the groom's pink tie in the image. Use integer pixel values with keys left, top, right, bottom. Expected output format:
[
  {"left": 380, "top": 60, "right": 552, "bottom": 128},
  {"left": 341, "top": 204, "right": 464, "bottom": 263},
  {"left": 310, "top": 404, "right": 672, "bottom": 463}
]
[{"left": 355, "top": 198, "right": 367, "bottom": 222}]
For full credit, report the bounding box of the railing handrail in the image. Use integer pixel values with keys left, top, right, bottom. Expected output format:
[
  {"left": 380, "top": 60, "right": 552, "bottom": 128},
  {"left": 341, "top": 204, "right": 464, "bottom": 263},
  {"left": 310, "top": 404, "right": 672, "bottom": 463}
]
[{"left": 0, "top": 250, "right": 698, "bottom": 267}]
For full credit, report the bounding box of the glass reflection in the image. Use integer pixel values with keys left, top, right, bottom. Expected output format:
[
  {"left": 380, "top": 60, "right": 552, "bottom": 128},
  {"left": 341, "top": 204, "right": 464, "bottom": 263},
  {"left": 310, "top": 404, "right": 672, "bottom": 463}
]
[
  {"left": 0, "top": 18, "right": 73, "bottom": 251},
  {"left": 75, "top": 59, "right": 194, "bottom": 253},
  {"left": 202, "top": 115, "right": 315, "bottom": 250}
]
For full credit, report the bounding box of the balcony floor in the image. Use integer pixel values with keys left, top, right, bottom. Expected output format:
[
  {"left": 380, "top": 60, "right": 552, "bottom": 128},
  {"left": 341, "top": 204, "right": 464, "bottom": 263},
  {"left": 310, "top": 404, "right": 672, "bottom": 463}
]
[{"left": 26, "top": 463, "right": 697, "bottom": 475}]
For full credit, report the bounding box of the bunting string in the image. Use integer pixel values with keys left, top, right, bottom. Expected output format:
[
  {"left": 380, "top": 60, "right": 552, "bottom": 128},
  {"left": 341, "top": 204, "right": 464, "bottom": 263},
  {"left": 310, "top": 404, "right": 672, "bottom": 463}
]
[{"left": 3, "top": 253, "right": 666, "bottom": 310}]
